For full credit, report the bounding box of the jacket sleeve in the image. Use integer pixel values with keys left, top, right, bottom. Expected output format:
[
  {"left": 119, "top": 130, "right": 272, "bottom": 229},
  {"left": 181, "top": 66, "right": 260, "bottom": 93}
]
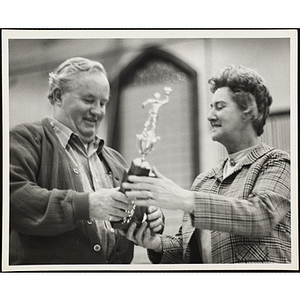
[
  {"left": 147, "top": 228, "right": 186, "bottom": 264},
  {"left": 192, "top": 154, "right": 291, "bottom": 237},
  {"left": 10, "top": 126, "right": 90, "bottom": 237}
]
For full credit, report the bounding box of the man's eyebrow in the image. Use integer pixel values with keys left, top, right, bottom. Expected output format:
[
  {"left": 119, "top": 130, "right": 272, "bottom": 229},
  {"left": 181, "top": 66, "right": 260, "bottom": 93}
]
[
  {"left": 81, "top": 93, "right": 110, "bottom": 102},
  {"left": 82, "top": 93, "right": 96, "bottom": 98}
]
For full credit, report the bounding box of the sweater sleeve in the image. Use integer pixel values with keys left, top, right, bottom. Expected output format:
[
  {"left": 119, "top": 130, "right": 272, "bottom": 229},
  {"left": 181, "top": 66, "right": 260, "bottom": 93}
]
[{"left": 10, "top": 125, "right": 90, "bottom": 237}]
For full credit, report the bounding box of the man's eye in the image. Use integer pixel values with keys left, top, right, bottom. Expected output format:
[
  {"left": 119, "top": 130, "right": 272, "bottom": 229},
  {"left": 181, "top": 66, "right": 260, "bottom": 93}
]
[
  {"left": 100, "top": 101, "right": 109, "bottom": 107},
  {"left": 83, "top": 99, "right": 93, "bottom": 104}
]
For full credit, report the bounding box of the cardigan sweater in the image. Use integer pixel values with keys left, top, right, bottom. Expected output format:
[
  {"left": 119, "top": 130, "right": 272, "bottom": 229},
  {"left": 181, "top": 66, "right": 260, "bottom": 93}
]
[
  {"left": 149, "top": 143, "right": 291, "bottom": 264},
  {"left": 10, "top": 118, "right": 134, "bottom": 265}
]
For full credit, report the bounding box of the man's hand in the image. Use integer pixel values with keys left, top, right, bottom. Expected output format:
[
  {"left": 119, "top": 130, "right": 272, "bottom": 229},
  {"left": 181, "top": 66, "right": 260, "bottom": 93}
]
[{"left": 89, "top": 188, "right": 132, "bottom": 222}]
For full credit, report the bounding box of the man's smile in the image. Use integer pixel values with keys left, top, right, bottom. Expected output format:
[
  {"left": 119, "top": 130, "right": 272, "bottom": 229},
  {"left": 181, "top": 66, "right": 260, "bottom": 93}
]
[{"left": 83, "top": 117, "right": 97, "bottom": 124}]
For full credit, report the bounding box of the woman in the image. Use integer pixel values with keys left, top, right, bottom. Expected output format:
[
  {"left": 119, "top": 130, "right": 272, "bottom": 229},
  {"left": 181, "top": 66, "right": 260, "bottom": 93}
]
[{"left": 122, "top": 65, "right": 291, "bottom": 264}]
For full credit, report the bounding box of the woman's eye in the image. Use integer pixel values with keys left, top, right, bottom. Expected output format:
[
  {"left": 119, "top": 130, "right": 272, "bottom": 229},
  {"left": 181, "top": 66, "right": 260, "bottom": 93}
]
[{"left": 216, "top": 104, "right": 225, "bottom": 110}]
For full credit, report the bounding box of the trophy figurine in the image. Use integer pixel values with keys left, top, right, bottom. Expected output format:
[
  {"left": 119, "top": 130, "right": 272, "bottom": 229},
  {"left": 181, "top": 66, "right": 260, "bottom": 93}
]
[{"left": 113, "top": 87, "right": 171, "bottom": 230}]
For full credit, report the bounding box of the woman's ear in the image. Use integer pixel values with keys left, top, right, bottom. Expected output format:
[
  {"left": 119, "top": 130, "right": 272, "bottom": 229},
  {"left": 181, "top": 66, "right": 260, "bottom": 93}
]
[
  {"left": 242, "top": 96, "right": 258, "bottom": 122},
  {"left": 242, "top": 108, "right": 253, "bottom": 122},
  {"left": 53, "top": 88, "right": 62, "bottom": 106}
]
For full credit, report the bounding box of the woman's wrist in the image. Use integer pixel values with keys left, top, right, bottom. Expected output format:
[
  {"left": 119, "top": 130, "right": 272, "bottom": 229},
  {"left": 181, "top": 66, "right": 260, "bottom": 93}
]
[
  {"left": 153, "top": 236, "right": 163, "bottom": 253},
  {"left": 180, "top": 190, "right": 195, "bottom": 213}
]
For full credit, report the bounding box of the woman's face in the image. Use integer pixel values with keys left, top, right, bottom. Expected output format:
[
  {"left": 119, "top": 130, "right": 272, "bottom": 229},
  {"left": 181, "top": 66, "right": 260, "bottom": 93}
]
[{"left": 207, "top": 87, "right": 246, "bottom": 152}]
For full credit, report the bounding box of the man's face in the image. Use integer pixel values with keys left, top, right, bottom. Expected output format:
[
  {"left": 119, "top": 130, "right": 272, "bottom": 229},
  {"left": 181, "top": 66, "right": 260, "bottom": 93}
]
[{"left": 55, "top": 71, "right": 110, "bottom": 144}]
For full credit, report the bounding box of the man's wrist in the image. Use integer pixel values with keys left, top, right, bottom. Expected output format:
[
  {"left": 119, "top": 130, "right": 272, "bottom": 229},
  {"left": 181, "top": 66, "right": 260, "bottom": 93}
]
[
  {"left": 88, "top": 192, "right": 99, "bottom": 221},
  {"left": 73, "top": 191, "right": 90, "bottom": 221}
]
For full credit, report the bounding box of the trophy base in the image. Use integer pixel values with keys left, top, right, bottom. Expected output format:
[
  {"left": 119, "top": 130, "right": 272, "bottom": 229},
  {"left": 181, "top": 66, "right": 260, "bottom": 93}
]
[{"left": 112, "top": 158, "right": 150, "bottom": 230}]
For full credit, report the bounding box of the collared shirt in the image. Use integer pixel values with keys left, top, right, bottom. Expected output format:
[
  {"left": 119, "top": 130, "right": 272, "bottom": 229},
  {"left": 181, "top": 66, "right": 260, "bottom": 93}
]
[
  {"left": 47, "top": 116, "right": 116, "bottom": 258},
  {"left": 223, "top": 144, "right": 259, "bottom": 179}
]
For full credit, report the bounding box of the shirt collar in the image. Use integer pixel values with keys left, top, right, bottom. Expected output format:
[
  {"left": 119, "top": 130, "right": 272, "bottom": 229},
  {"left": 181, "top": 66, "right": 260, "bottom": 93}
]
[
  {"left": 228, "top": 144, "right": 260, "bottom": 166},
  {"left": 46, "top": 116, "right": 102, "bottom": 150},
  {"left": 207, "top": 143, "right": 275, "bottom": 179}
]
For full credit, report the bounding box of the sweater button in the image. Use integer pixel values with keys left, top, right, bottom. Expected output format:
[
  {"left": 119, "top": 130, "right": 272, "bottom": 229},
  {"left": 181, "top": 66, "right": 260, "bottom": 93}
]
[
  {"left": 73, "top": 168, "right": 79, "bottom": 175},
  {"left": 93, "top": 244, "right": 101, "bottom": 252}
]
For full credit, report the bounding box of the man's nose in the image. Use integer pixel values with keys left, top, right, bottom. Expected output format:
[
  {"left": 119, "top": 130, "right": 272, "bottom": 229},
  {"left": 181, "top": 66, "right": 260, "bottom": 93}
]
[{"left": 90, "top": 103, "right": 103, "bottom": 116}]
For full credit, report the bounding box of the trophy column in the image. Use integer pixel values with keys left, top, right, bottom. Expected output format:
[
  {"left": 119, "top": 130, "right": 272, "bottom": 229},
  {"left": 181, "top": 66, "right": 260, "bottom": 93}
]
[{"left": 112, "top": 87, "right": 171, "bottom": 230}]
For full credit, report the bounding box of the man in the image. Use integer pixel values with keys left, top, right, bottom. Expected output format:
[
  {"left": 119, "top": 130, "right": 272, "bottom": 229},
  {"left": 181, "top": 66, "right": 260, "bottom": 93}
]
[{"left": 10, "top": 57, "right": 163, "bottom": 265}]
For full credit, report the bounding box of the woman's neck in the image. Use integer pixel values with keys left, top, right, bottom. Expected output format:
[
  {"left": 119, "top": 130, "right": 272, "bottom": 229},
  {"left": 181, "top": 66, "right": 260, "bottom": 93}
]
[{"left": 225, "top": 136, "right": 259, "bottom": 154}]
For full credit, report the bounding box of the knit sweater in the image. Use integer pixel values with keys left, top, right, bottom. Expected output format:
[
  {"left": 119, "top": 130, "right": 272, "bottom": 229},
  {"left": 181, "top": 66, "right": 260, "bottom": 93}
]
[{"left": 10, "top": 118, "right": 134, "bottom": 264}]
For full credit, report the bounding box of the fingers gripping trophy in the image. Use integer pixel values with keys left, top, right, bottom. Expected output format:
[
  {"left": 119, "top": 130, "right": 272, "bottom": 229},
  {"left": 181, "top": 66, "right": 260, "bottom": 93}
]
[{"left": 113, "top": 87, "right": 172, "bottom": 230}]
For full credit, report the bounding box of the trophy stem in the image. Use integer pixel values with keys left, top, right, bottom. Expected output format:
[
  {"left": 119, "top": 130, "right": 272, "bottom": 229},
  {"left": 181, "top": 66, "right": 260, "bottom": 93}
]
[{"left": 114, "top": 87, "right": 171, "bottom": 229}]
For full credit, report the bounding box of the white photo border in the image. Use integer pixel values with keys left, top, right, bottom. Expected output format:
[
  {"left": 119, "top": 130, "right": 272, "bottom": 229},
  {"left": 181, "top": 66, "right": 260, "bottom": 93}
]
[{"left": 2, "top": 29, "right": 298, "bottom": 272}]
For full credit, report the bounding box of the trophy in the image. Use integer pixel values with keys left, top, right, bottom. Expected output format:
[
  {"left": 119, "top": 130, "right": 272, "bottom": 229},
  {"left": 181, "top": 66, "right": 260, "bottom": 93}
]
[{"left": 113, "top": 87, "right": 172, "bottom": 230}]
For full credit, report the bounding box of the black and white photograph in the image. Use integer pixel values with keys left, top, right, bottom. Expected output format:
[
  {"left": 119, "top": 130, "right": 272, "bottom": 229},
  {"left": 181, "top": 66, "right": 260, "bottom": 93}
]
[{"left": 2, "top": 29, "right": 298, "bottom": 274}]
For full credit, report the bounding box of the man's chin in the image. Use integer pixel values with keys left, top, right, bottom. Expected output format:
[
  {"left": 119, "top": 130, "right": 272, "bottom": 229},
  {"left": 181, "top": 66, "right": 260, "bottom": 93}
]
[{"left": 80, "top": 133, "right": 96, "bottom": 144}]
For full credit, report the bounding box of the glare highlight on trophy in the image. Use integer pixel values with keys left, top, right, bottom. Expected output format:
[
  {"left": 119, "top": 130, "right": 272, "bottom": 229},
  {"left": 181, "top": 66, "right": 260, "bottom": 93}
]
[{"left": 114, "top": 87, "right": 172, "bottom": 229}]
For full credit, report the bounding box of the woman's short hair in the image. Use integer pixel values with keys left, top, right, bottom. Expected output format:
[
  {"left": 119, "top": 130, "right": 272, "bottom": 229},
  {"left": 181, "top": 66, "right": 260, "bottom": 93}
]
[
  {"left": 48, "top": 57, "right": 107, "bottom": 104},
  {"left": 208, "top": 65, "right": 273, "bottom": 136}
]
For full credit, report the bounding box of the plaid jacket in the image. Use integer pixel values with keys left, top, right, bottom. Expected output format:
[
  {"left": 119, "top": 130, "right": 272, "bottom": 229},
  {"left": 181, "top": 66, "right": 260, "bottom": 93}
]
[{"left": 154, "top": 143, "right": 290, "bottom": 264}]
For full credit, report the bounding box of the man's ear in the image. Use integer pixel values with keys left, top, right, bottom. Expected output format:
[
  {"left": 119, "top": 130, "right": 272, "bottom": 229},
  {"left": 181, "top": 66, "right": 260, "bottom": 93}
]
[{"left": 53, "top": 88, "right": 62, "bottom": 106}]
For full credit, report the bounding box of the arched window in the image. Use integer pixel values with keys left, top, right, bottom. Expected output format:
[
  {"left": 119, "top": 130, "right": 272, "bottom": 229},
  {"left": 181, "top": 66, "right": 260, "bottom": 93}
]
[{"left": 110, "top": 47, "right": 199, "bottom": 191}]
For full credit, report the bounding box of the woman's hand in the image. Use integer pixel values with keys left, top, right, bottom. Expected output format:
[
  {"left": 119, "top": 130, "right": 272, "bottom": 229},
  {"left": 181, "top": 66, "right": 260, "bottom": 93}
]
[
  {"left": 147, "top": 206, "right": 164, "bottom": 233},
  {"left": 122, "top": 167, "right": 195, "bottom": 212}
]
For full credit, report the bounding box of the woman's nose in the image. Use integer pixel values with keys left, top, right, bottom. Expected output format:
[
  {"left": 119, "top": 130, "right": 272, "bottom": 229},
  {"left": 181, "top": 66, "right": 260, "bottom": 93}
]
[{"left": 207, "top": 109, "right": 216, "bottom": 121}]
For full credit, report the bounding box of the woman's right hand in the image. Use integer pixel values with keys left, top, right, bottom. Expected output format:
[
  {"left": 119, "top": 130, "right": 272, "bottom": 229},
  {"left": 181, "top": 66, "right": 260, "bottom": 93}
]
[{"left": 124, "top": 221, "right": 163, "bottom": 253}]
